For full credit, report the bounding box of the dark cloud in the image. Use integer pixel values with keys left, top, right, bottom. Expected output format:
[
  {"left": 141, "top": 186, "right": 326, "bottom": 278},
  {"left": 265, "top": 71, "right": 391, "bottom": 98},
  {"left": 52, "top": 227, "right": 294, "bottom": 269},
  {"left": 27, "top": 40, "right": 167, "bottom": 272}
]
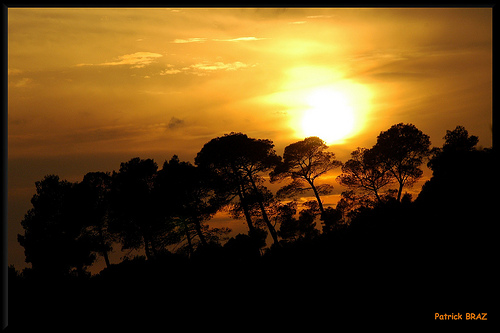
[{"left": 167, "top": 116, "right": 185, "bottom": 129}]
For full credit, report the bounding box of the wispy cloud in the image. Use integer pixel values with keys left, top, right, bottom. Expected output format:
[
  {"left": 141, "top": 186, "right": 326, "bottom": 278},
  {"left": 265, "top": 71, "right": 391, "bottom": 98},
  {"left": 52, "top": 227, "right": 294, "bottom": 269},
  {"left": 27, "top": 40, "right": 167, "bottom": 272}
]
[
  {"left": 306, "top": 15, "right": 334, "bottom": 19},
  {"left": 212, "top": 37, "right": 268, "bottom": 42},
  {"left": 159, "top": 64, "right": 182, "bottom": 75},
  {"left": 190, "top": 61, "right": 250, "bottom": 71},
  {"left": 172, "top": 37, "right": 208, "bottom": 44},
  {"left": 172, "top": 37, "right": 268, "bottom": 43},
  {"left": 10, "top": 77, "right": 33, "bottom": 88},
  {"left": 159, "top": 68, "right": 182, "bottom": 75},
  {"left": 158, "top": 61, "right": 254, "bottom": 76},
  {"left": 288, "top": 21, "right": 307, "bottom": 25},
  {"left": 8, "top": 68, "right": 23, "bottom": 75},
  {"left": 77, "top": 52, "right": 163, "bottom": 68}
]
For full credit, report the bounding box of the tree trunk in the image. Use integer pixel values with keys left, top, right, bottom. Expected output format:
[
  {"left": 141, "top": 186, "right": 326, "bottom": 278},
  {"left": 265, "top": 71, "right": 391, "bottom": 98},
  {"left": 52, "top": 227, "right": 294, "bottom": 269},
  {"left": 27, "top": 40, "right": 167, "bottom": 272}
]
[
  {"left": 247, "top": 176, "right": 280, "bottom": 247},
  {"left": 237, "top": 183, "right": 256, "bottom": 234},
  {"left": 374, "top": 190, "right": 383, "bottom": 204},
  {"left": 98, "top": 227, "right": 111, "bottom": 268},
  {"left": 257, "top": 199, "right": 280, "bottom": 246},
  {"left": 309, "top": 180, "right": 325, "bottom": 214},
  {"left": 102, "top": 250, "right": 111, "bottom": 269},
  {"left": 233, "top": 164, "right": 256, "bottom": 234},
  {"left": 184, "top": 221, "right": 194, "bottom": 258},
  {"left": 193, "top": 217, "right": 208, "bottom": 247},
  {"left": 397, "top": 182, "right": 404, "bottom": 202}
]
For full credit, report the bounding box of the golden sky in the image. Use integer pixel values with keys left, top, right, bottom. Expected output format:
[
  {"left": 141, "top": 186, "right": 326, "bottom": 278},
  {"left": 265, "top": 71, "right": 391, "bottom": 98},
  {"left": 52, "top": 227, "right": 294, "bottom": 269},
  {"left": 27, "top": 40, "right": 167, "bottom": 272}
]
[{"left": 8, "top": 8, "right": 492, "bottom": 269}]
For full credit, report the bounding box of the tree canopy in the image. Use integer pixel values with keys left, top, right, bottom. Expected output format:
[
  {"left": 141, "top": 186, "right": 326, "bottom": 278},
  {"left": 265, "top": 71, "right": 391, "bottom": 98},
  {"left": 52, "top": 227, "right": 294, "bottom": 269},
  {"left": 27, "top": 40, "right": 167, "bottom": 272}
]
[
  {"left": 16, "top": 124, "right": 490, "bottom": 281},
  {"left": 13, "top": 124, "right": 494, "bottom": 331},
  {"left": 336, "top": 147, "right": 393, "bottom": 203},
  {"left": 18, "top": 175, "right": 96, "bottom": 277},
  {"left": 270, "top": 136, "right": 341, "bottom": 214},
  {"left": 195, "top": 132, "right": 281, "bottom": 246},
  {"left": 370, "top": 123, "right": 431, "bottom": 201}
]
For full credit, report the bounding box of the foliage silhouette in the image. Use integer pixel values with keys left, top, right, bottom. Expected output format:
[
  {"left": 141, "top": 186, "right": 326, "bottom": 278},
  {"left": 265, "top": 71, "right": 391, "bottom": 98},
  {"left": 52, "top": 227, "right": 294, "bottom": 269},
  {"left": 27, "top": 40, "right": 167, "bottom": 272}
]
[
  {"left": 17, "top": 175, "right": 96, "bottom": 277},
  {"left": 276, "top": 200, "right": 321, "bottom": 242},
  {"left": 417, "top": 126, "right": 494, "bottom": 262},
  {"left": 195, "top": 132, "right": 281, "bottom": 246},
  {"left": 155, "top": 155, "right": 230, "bottom": 257},
  {"left": 223, "top": 233, "right": 262, "bottom": 262},
  {"left": 337, "top": 147, "right": 394, "bottom": 203},
  {"left": 270, "top": 136, "right": 341, "bottom": 214},
  {"left": 75, "top": 171, "right": 115, "bottom": 268},
  {"left": 108, "top": 157, "right": 163, "bottom": 260},
  {"left": 371, "top": 123, "right": 431, "bottom": 201},
  {"left": 12, "top": 125, "right": 494, "bottom": 329}
]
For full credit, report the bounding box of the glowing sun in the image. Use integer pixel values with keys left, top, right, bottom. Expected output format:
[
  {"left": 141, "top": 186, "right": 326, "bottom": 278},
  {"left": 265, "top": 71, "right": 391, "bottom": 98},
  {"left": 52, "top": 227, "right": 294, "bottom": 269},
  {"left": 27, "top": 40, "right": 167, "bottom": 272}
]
[
  {"left": 266, "top": 66, "right": 372, "bottom": 144},
  {"left": 301, "top": 88, "right": 356, "bottom": 144}
]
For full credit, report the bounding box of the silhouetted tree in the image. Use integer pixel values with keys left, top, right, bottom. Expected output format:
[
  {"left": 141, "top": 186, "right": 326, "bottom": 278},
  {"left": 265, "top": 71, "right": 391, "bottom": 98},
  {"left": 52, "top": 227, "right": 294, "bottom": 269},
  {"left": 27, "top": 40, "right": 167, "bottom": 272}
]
[
  {"left": 276, "top": 201, "right": 300, "bottom": 243},
  {"left": 321, "top": 207, "right": 344, "bottom": 233},
  {"left": 75, "top": 172, "right": 115, "bottom": 268},
  {"left": 155, "top": 155, "right": 230, "bottom": 256},
  {"left": 336, "top": 147, "right": 393, "bottom": 203},
  {"left": 223, "top": 234, "right": 261, "bottom": 262},
  {"left": 296, "top": 201, "right": 321, "bottom": 239},
  {"left": 415, "top": 127, "right": 494, "bottom": 293},
  {"left": 195, "top": 133, "right": 281, "bottom": 246},
  {"left": 276, "top": 200, "right": 323, "bottom": 243},
  {"left": 227, "top": 185, "right": 272, "bottom": 250},
  {"left": 335, "top": 190, "right": 377, "bottom": 222},
  {"left": 109, "top": 157, "right": 164, "bottom": 260},
  {"left": 427, "top": 125, "right": 479, "bottom": 173},
  {"left": 270, "top": 137, "right": 342, "bottom": 215},
  {"left": 18, "top": 175, "right": 96, "bottom": 277},
  {"left": 442, "top": 125, "right": 479, "bottom": 152},
  {"left": 421, "top": 125, "right": 484, "bottom": 203},
  {"left": 371, "top": 123, "right": 431, "bottom": 202}
]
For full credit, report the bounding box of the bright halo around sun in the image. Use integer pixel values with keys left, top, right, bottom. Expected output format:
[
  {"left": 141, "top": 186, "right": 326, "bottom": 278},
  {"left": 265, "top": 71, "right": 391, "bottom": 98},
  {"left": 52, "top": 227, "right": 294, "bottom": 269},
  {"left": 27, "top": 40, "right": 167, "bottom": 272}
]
[
  {"left": 301, "top": 88, "right": 356, "bottom": 144},
  {"left": 265, "top": 66, "right": 372, "bottom": 144},
  {"left": 296, "top": 82, "right": 371, "bottom": 145}
]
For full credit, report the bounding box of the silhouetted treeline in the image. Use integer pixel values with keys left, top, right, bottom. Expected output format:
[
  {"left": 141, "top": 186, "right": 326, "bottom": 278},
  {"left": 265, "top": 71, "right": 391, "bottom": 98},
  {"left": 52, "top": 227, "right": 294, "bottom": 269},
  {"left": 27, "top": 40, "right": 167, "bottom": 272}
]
[{"left": 9, "top": 124, "right": 495, "bottom": 329}]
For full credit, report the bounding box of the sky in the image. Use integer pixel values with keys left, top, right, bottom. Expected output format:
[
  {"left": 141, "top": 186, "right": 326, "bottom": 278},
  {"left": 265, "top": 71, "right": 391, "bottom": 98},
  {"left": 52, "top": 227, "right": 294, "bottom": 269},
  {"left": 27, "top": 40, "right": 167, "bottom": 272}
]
[{"left": 7, "top": 8, "right": 492, "bottom": 271}]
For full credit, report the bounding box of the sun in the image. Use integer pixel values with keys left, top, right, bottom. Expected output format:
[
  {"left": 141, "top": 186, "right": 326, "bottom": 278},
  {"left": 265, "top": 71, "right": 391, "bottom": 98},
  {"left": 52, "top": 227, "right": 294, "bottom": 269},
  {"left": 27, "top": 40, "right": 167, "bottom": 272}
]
[
  {"left": 301, "top": 88, "right": 356, "bottom": 144},
  {"left": 263, "top": 66, "right": 372, "bottom": 144}
]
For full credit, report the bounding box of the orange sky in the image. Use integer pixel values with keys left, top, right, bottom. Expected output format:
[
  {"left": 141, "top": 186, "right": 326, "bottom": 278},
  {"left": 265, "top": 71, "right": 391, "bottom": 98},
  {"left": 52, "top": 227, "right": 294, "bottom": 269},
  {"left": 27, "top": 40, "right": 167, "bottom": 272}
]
[{"left": 8, "top": 8, "right": 492, "bottom": 270}]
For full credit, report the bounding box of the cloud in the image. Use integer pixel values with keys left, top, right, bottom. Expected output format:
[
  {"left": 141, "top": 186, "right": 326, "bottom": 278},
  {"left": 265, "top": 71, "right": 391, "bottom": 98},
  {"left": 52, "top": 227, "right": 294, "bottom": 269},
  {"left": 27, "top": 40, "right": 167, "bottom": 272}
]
[
  {"left": 172, "top": 37, "right": 207, "bottom": 44},
  {"left": 10, "top": 77, "right": 33, "bottom": 88},
  {"left": 77, "top": 52, "right": 163, "bottom": 68},
  {"left": 288, "top": 21, "right": 307, "bottom": 25},
  {"left": 158, "top": 61, "right": 253, "bottom": 76},
  {"left": 190, "top": 61, "right": 250, "bottom": 71},
  {"left": 167, "top": 117, "right": 185, "bottom": 129},
  {"left": 8, "top": 68, "right": 23, "bottom": 75},
  {"left": 159, "top": 68, "right": 182, "bottom": 75},
  {"left": 172, "top": 37, "right": 267, "bottom": 43},
  {"left": 212, "top": 37, "right": 268, "bottom": 42},
  {"left": 306, "top": 15, "right": 334, "bottom": 19},
  {"left": 159, "top": 65, "right": 182, "bottom": 75}
]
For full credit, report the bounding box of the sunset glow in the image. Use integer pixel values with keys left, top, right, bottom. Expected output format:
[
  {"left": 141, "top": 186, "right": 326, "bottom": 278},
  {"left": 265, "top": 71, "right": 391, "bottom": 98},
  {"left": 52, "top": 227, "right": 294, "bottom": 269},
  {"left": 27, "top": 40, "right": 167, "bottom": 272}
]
[
  {"left": 301, "top": 83, "right": 370, "bottom": 144},
  {"left": 8, "top": 8, "right": 492, "bottom": 272}
]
